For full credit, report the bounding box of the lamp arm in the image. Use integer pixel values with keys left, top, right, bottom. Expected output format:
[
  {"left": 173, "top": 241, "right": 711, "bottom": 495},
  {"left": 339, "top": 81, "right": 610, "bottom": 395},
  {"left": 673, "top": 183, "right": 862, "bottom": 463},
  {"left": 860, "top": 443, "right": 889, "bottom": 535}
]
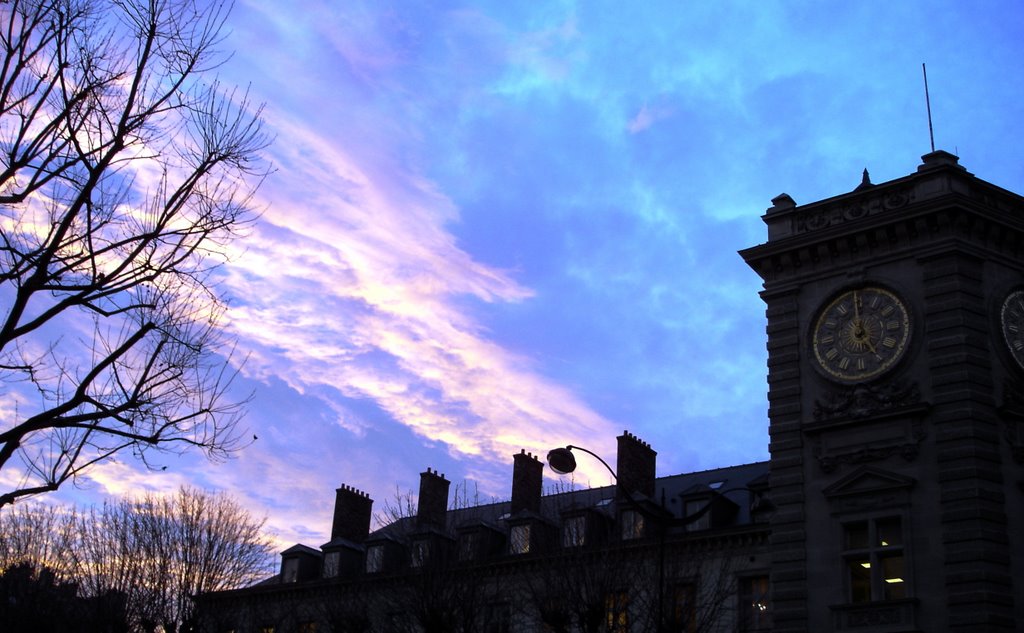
[{"left": 566, "top": 445, "right": 618, "bottom": 481}]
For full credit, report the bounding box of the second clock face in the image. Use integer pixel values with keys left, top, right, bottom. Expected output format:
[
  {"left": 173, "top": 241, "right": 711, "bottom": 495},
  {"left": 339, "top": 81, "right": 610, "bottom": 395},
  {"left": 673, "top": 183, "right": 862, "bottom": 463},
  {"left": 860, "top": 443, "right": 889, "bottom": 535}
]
[
  {"left": 1001, "top": 289, "right": 1024, "bottom": 370},
  {"left": 812, "top": 287, "right": 911, "bottom": 383}
]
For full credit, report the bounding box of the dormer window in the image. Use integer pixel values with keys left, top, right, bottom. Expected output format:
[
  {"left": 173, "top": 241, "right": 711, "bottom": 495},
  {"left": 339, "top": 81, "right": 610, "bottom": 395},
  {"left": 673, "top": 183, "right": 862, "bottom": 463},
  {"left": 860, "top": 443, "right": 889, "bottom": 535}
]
[
  {"left": 458, "top": 531, "right": 479, "bottom": 562},
  {"left": 621, "top": 509, "right": 644, "bottom": 540},
  {"left": 410, "top": 539, "right": 429, "bottom": 568},
  {"left": 562, "top": 515, "right": 586, "bottom": 548},
  {"left": 365, "top": 545, "right": 384, "bottom": 573},
  {"left": 282, "top": 558, "right": 299, "bottom": 583},
  {"left": 322, "top": 551, "right": 340, "bottom": 578},
  {"left": 684, "top": 499, "right": 711, "bottom": 531},
  {"left": 510, "top": 524, "right": 531, "bottom": 554}
]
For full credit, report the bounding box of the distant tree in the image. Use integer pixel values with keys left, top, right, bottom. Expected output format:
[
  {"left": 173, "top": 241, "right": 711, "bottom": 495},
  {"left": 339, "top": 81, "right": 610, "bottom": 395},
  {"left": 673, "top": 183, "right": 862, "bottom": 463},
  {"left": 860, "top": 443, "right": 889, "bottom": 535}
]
[
  {"left": 80, "top": 487, "right": 275, "bottom": 632},
  {"left": 0, "top": 0, "right": 269, "bottom": 508},
  {"left": 0, "top": 487, "right": 274, "bottom": 633},
  {"left": 0, "top": 502, "right": 76, "bottom": 576}
]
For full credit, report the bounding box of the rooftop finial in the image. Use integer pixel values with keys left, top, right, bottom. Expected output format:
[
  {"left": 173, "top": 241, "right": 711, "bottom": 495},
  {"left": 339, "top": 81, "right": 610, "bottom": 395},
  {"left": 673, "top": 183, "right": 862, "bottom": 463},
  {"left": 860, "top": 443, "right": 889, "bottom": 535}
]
[{"left": 854, "top": 168, "right": 874, "bottom": 192}]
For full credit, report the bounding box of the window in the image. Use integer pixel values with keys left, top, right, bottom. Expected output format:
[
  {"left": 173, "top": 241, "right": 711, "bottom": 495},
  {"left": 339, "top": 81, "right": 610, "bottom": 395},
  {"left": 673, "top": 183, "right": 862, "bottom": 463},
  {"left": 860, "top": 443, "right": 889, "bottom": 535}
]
[
  {"left": 843, "top": 516, "right": 906, "bottom": 602},
  {"left": 670, "top": 583, "right": 697, "bottom": 633},
  {"left": 322, "top": 551, "right": 340, "bottom": 578},
  {"left": 458, "top": 531, "right": 479, "bottom": 562},
  {"left": 365, "top": 544, "right": 384, "bottom": 573},
  {"left": 562, "top": 515, "right": 586, "bottom": 548},
  {"left": 684, "top": 499, "right": 711, "bottom": 531},
  {"left": 411, "top": 539, "right": 429, "bottom": 568},
  {"left": 738, "top": 575, "right": 771, "bottom": 632},
  {"left": 281, "top": 558, "right": 299, "bottom": 583},
  {"left": 297, "top": 623, "right": 317, "bottom": 633},
  {"left": 510, "top": 524, "right": 531, "bottom": 554},
  {"left": 621, "top": 510, "right": 644, "bottom": 540},
  {"left": 605, "top": 591, "right": 629, "bottom": 633}
]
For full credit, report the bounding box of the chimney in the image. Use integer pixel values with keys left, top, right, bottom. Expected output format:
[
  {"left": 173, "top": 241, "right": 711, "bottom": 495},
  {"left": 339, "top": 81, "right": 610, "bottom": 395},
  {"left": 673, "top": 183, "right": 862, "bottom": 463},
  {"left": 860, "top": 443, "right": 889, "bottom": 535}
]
[
  {"left": 511, "top": 449, "right": 544, "bottom": 515},
  {"left": 617, "top": 431, "right": 656, "bottom": 499},
  {"left": 331, "top": 484, "right": 373, "bottom": 542},
  {"left": 417, "top": 468, "right": 450, "bottom": 530}
]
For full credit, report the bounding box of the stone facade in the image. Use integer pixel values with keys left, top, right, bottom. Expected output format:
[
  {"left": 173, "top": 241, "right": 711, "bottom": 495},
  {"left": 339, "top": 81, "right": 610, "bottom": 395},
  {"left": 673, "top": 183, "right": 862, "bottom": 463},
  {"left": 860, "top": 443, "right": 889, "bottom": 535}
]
[{"left": 741, "top": 150, "right": 1024, "bottom": 632}]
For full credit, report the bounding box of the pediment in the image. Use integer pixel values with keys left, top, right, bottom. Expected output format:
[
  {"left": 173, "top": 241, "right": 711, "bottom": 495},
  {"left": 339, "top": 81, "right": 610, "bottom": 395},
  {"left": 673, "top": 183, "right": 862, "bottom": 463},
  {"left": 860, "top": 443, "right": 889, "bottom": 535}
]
[{"left": 822, "top": 466, "right": 915, "bottom": 500}]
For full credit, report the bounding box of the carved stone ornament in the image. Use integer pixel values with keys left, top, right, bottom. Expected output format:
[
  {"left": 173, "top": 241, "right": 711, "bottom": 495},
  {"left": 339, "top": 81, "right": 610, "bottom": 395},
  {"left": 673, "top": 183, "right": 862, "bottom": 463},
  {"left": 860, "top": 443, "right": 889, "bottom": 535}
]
[
  {"left": 792, "top": 187, "right": 913, "bottom": 234},
  {"left": 813, "top": 380, "right": 921, "bottom": 422},
  {"left": 815, "top": 437, "right": 924, "bottom": 474},
  {"left": 808, "top": 381, "right": 927, "bottom": 473}
]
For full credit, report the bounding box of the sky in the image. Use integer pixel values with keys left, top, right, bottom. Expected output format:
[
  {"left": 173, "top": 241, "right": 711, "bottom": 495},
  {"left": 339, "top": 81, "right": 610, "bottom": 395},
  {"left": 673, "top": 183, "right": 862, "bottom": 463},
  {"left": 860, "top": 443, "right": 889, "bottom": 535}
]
[{"left": 26, "top": 0, "right": 1024, "bottom": 548}]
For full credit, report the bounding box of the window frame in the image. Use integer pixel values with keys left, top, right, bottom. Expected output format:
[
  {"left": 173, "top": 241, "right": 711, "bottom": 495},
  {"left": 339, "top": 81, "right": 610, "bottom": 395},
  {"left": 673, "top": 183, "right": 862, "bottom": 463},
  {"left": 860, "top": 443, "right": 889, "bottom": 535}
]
[
  {"left": 841, "top": 515, "right": 907, "bottom": 603},
  {"left": 562, "top": 514, "right": 587, "bottom": 548},
  {"left": 365, "top": 544, "right": 385, "bottom": 574},
  {"left": 620, "top": 509, "right": 644, "bottom": 540},
  {"left": 509, "top": 523, "right": 531, "bottom": 555},
  {"left": 737, "top": 574, "right": 772, "bottom": 632}
]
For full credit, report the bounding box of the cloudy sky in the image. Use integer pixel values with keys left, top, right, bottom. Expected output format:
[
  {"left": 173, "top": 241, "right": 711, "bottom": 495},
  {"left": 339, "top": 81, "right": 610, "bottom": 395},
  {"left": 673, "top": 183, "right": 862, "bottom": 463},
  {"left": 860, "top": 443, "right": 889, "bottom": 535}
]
[{"left": 39, "top": 0, "right": 1024, "bottom": 547}]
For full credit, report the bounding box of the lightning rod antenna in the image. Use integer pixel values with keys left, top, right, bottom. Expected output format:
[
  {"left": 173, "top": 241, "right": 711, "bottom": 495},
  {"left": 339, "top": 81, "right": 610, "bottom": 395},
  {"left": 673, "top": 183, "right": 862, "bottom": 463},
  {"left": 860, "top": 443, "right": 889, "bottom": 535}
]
[{"left": 922, "top": 63, "right": 935, "bottom": 153}]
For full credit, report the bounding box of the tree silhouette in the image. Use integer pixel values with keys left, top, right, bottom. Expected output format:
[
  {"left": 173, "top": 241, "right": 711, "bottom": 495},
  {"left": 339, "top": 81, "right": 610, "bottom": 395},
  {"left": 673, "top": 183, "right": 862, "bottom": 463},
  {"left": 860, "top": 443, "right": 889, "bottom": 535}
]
[{"left": 0, "top": 0, "right": 269, "bottom": 508}]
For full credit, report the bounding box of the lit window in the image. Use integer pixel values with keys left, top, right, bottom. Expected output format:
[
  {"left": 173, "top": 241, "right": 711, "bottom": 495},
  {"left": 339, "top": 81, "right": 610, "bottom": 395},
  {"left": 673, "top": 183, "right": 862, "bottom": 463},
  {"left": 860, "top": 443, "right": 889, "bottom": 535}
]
[
  {"left": 563, "top": 515, "right": 586, "bottom": 548},
  {"left": 510, "top": 524, "right": 531, "bottom": 554},
  {"left": 621, "top": 510, "right": 644, "bottom": 540},
  {"left": 605, "top": 591, "right": 629, "bottom": 633},
  {"left": 842, "top": 516, "right": 906, "bottom": 603},
  {"left": 671, "top": 583, "right": 697, "bottom": 633},
  {"left": 297, "top": 623, "right": 317, "bottom": 633},
  {"left": 322, "top": 551, "right": 340, "bottom": 578},
  {"left": 738, "top": 575, "right": 771, "bottom": 632},
  {"left": 365, "top": 545, "right": 384, "bottom": 573}
]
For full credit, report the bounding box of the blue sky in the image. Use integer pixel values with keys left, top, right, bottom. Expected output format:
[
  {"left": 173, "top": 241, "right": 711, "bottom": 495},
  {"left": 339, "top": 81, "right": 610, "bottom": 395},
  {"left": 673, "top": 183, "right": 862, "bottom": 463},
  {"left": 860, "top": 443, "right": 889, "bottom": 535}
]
[{"left": 30, "top": 0, "right": 1024, "bottom": 546}]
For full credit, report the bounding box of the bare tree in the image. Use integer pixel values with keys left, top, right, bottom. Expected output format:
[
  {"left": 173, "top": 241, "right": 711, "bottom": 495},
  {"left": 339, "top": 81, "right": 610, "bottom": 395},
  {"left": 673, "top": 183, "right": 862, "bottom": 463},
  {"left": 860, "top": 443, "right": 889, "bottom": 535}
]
[
  {"left": 0, "top": 501, "right": 77, "bottom": 576},
  {"left": 0, "top": 0, "right": 269, "bottom": 507},
  {"left": 1, "top": 488, "right": 274, "bottom": 633}
]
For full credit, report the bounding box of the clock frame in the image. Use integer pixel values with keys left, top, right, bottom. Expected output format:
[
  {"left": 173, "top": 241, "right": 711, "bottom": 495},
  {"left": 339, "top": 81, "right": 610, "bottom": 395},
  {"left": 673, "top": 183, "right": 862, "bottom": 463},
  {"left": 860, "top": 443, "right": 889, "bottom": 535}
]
[
  {"left": 1000, "top": 289, "right": 1024, "bottom": 371},
  {"left": 811, "top": 286, "right": 911, "bottom": 383}
]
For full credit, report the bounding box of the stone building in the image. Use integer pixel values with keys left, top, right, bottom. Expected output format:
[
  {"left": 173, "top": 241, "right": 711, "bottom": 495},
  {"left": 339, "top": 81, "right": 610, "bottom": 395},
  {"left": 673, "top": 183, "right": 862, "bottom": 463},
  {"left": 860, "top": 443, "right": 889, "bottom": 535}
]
[
  {"left": 199, "top": 150, "right": 1024, "bottom": 632},
  {"left": 740, "top": 150, "right": 1024, "bottom": 632},
  {"left": 197, "top": 433, "right": 772, "bottom": 632}
]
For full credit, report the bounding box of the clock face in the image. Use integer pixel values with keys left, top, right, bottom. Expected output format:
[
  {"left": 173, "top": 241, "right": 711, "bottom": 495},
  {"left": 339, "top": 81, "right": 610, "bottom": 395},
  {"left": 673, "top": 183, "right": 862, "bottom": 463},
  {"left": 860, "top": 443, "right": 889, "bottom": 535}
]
[
  {"left": 1001, "top": 290, "right": 1024, "bottom": 370},
  {"left": 812, "top": 287, "right": 911, "bottom": 383}
]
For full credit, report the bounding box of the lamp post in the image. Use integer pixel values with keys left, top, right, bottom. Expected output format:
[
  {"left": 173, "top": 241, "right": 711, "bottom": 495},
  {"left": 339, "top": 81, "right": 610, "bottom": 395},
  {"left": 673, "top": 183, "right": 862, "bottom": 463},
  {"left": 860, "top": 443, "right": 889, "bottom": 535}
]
[
  {"left": 546, "top": 444, "right": 770, "bottom": 633},
  {"left": 546, "top": 444, "right": 671, "bottom": 632}
]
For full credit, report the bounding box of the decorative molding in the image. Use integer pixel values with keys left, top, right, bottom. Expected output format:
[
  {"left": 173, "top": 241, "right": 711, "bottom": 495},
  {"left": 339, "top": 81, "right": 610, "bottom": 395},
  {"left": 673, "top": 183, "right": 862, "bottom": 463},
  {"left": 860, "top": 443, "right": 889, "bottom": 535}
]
[
  {"left": 813, "top": 381, "right": 922, "bottom": 422},
  {"left": 806, "top": 382, "right": 928, "bottom": 474},
  {"left": 831, "top": 598, "right": 917, "bottom": 630},
  {"left": 793, "top": 187, "right": 914, "bottom": 235}
]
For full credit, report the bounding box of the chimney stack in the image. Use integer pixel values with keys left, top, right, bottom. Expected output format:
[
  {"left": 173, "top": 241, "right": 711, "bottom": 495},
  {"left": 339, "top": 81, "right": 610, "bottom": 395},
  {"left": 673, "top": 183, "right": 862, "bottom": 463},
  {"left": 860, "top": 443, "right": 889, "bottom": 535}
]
[
  {"left": 417, "top": 468, "right": 450, "bottom": 530},
  {"left": 511, "top": 449, "right": 544, "bottom": 515},
  {"left": 617, "top": 431, "right": 656, "bottom": 499},
  {"left": 331, "top": 484, "right": 373, "bottom": 542}
]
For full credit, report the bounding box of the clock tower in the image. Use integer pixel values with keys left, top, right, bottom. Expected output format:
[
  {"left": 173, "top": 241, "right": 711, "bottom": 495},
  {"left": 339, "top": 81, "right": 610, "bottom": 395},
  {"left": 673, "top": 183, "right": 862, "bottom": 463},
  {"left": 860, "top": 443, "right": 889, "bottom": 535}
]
[{"left": 741, "top": 151, "right": 1024, "bottom": 632}]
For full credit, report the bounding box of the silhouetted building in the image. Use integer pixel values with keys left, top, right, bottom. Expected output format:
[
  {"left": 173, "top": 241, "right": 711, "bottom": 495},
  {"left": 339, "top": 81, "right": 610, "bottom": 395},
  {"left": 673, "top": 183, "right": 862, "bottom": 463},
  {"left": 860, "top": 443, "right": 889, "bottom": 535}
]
[
  {"left": 198, "top": 151, "right": 1024, "bottom": 632},
  {"left": 197, "top": 437, "right": 770, "bottom": 632}
]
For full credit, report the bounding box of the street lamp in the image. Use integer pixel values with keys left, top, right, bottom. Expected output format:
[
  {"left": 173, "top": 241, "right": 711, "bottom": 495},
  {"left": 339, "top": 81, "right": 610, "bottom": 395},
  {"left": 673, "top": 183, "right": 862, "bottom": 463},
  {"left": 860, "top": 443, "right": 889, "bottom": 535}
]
[
  {"left": 545, "top": 443, "right": 771, "bottom": 633},
  {"left": 546, "top": 445, "right": 616, "bottom": 480}
]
